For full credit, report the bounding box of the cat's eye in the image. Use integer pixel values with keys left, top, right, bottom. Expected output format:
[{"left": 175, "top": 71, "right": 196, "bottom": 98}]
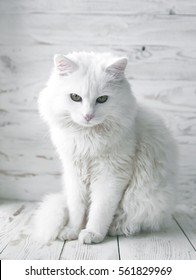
[
  {"left": 96, "top": 95, "right": 108, "bottom": 104},
  {"left": 70, "top": 93, "right": 82, "bottom": 102}
]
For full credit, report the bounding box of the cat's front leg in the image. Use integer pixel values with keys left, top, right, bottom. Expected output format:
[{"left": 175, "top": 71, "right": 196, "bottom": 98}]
[
  {"left": 58, "top": 164, "right": 86, "bottom": 241},
  {"left": 79, "top": 176, "right": 127, "bottom": 244}
]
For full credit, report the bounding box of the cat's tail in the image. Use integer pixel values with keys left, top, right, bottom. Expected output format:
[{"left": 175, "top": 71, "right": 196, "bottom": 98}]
[{"left": 32, "top": 192, "right": 68, "bottom": 244}]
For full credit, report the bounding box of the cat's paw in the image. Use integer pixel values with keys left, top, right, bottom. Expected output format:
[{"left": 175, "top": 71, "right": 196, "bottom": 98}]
[
  {"left": 79, "top": 229, "right": 104, "bottom": 244},
  {"left": 58, "top": 226, "right": 79, "bottom": 241}
]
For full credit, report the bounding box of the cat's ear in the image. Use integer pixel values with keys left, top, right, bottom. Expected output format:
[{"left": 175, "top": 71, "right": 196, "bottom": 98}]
[
  {"left": 105, "top": 57, "right": 128, "bottom": 79},
  {"left": 54, "top": 54, "right": 78, "bottom": 76}
]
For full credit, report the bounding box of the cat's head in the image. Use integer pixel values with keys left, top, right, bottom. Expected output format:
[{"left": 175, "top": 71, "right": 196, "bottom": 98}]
[{"left": 39, "top": 52, "right": 136, "bottom": 129}]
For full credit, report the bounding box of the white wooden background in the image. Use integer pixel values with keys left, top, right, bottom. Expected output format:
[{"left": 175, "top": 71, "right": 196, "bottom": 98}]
[
  {"left": 0, "top": 0, "right": 196, "bottom": 211},
  {"left": 0, "top": 0, "right": 196, "bottom": 260}
]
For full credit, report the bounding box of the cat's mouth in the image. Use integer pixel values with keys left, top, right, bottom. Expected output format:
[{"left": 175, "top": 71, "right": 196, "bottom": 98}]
[
  {"left": 78, "top": 117, "right": 105, "bottom": 128},
  {"left": 82, "top": 120, "right": 99, "bottom": 127}
]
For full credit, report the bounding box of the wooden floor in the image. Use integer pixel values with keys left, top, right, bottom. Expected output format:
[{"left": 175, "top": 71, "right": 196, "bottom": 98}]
[
  {"left": 0, "top": 0, "right": 196, "bottom": 260},
  {"left": 0, "top": 199, "right": 195, "bottom": 260}
]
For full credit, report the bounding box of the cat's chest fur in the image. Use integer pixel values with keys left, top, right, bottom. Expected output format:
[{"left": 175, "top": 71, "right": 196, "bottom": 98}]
[{"left": 51, "top": 123, "right": 135, "bottom": 185}]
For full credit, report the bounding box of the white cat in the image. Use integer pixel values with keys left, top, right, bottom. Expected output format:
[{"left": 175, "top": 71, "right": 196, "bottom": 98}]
[{"left": 34, "top": 52, "right": 177, "bottom": 244}]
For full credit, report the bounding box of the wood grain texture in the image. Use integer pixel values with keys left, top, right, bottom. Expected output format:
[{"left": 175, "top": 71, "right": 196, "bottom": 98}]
[
  {"left": 1, "top": 0, "right": 196, "bottom": 15},
  {"left": 61, "top": 237, "right": 119, "bottom": 260},
  {"left": 119, "top": 220, "right": 196, "bottom": 260},
  {"left": 0, "top": 201, "right": 34, "bottom": 253},
  {"left": 0, "top": 200, "right": 64, "bottom": 260},
  {"left": 0, "top": 235, "right": 64, "bottom": 260},
  {"left": 1, "top": 14, "right": 196, "bottom": 47}
]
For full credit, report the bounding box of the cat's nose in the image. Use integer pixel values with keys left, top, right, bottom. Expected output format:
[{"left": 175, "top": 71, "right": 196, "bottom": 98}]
[{"left": 84, "top": 114, "right": 94, "bottom": 122}]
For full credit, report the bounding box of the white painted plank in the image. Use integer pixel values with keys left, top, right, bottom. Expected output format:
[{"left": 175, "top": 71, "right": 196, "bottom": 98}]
[
  {"left": 0, "top": 235, "right": 64, "bottom": 260},
  {"left": 0, "top": 0, "right": 196, "bottom": 15},
  {"left": 0, "top": 14, "right": 196, "bottom": 47},
  {"left": 174, "top": 213, "right": 196, "bottom": 251},
  {"left": 119, "top": 220, "right": 196, "bottom": 259},
  {"left": 0, "top": 200, "right": 27, "bottom": 238},
  {"left": 61, "top": 237, "right": 119, "bottom": 260},
  {"left": 0, "top": 175, "right": 62, "bottom": 201},
  {"left": 0, "top": 201, "right": 34, "bottom": 253},
  {"left": 0, "top": 201, "right": 64, "bottom": 259}
]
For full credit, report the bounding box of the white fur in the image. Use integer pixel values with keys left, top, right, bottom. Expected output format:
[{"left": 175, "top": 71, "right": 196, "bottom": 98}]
[
  {"left": 33, "top": 52, "right": 177, "bottom": 244},
  {"left": 33, "top": 193, "right": 68, "bottom": 243}
]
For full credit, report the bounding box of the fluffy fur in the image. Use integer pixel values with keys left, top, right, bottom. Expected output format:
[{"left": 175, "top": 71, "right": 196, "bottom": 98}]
[{"left": 34, "top": 52, "right": 177, "bottom": 244}]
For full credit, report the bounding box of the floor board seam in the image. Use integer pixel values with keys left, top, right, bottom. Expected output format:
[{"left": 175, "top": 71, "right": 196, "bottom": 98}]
[
  {"left": 173, "top": 216, "right": 196, "bottom": 251},
  {"left": 58, "top": 241, "right": 66, "bottom": 260},
  {"left": 117, "top": 235, "right": 121, "bottom": 260}
]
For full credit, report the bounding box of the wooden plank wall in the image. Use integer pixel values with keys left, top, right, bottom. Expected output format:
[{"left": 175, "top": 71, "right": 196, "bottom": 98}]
[{"left": 0, "top": 0, "right": 196, "bottom": 211}]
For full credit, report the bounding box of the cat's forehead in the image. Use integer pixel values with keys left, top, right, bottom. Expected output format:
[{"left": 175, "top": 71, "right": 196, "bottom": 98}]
[
  {"left": 79, "top": 72, "right": 102, "bottom": 99},
  {"left": 69, "top": 63, "right": 107, "bottom": 98},
  {"left": 67, "top": 52, "right": 113, "bottom": 78}
]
